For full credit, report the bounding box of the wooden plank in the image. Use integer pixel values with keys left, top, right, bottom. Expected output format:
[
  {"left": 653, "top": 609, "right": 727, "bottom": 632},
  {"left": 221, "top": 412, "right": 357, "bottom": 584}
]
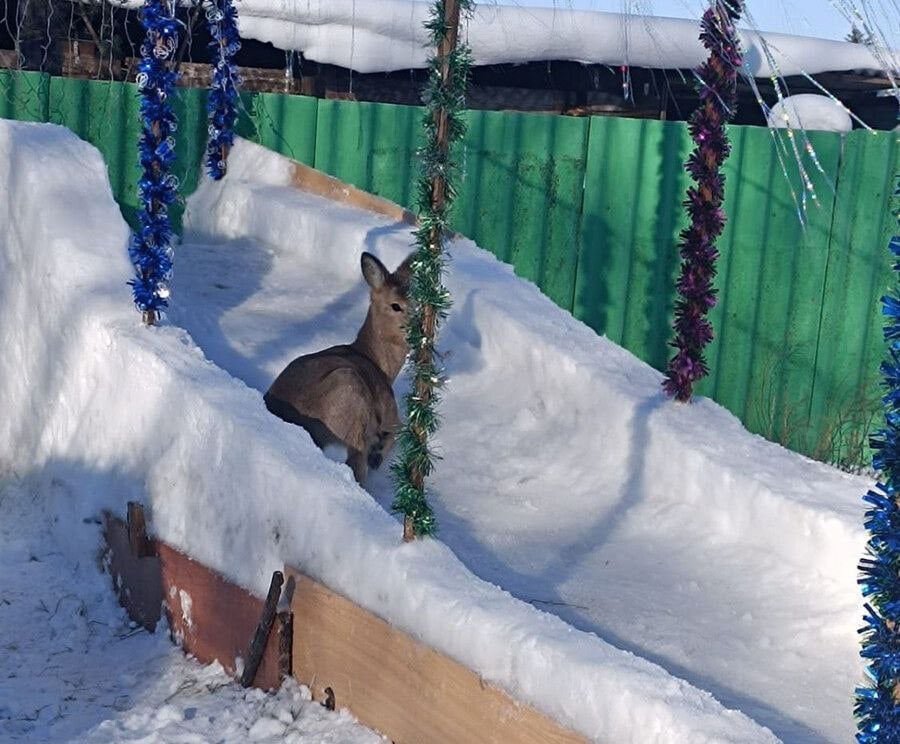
[
  {"left": 286, "top": 567, "right": 587, "bottom": 744},
  {"left": 102, "top": 513, "right": 164, "bottom": 632},
  {"left": 289, "top": 159, "right": 418, "bottom": 226},
  {"left": 157, "top": 543, "right": 284, "bottom": 690},
  {"left": 102, "top": 510, "right": 286, "bottom": 690}
]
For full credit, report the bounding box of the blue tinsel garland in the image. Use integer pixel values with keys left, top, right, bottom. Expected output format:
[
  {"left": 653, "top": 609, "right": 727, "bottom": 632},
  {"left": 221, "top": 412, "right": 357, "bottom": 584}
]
[
  {"left": 128, "top": 0, "right": 180, "bottom": 321},
  {"left": 856, "top": 186, "right": 900, "bottom": 741},
  {"left": 205, "top": 0, "right": 241, "bottom": 179}
]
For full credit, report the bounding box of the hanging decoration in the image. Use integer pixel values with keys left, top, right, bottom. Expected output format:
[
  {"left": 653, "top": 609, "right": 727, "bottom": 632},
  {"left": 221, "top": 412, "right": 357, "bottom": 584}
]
[
  {"left": 204, "top": 0, "right": 241, "bottom": 179},
  {"left": 128, "top": 0, "right": 180, "bottom": 325},
  {"left": 856, "top": 177, "right": 900, "bottom": 741},
  {"left": 662, "top": 0, "right": 744, "bottom": 402},
  {"left": 391, "top": 0, "right": 473, "bottom": 541}
]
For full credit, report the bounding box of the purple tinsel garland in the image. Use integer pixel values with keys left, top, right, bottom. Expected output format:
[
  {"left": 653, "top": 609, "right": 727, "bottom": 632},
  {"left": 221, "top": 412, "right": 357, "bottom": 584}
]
[{"left": 663, "top": 0, "right": 744, "bottom": 402}]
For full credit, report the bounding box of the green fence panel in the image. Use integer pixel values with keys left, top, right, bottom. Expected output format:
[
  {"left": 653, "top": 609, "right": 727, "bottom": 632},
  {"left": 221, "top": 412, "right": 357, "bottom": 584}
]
[
  {"left": 47, "top": 77, "right": 143, "bottom": 225},
  {"left": 171, "top": 86, "right": 212, "bottom": 216},
  {"left": 236, "top": 91, "right": 318, "bottom": 166},
  {"left": 455, "top": 110, "right": 589, "bottom": 311},
  {"left": 45, "top": 78, "right": 211, "bottom": 230},
  {"left": 0, "top": 69, "right": 50, "bottom": 122},
  {"left": 575, "top": 116, "right": 690, "bottom": 369},
  {"left": 315, "top": 101, "right": 589, "bottom": 312},
  {"left": 699, "top": 126, "right": 843, "bottom": 453},
  {"left": 314, "top": 98, "right": 422, "bottom": 209},
  {"left": 808, "top": 129, "right": 899, "bottom": 467}
]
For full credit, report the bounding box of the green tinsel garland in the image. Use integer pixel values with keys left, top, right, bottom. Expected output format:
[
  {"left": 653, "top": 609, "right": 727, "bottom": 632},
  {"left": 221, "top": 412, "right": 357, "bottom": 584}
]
[{"left": 391, "top": 0, "right": 473, "bottom": 539}]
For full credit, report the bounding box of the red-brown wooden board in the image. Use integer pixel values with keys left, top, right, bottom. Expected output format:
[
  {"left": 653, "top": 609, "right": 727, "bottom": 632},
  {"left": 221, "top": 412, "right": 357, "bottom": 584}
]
[{"left": 103, "top": 511, "right": 286, "bottom": 690}]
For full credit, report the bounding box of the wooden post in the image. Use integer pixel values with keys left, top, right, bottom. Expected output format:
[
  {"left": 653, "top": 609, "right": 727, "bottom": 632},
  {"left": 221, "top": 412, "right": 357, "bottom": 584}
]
[
  {"left": 405, "top": 0, "right": 462, "bottom": 542},
  {"left": 240, "top": 570, "right": 284, "bottom": 687},
  {"left": 126, "top": 501, "right": 153, "bottom": 558},
  {"left": 277, "top": 574, "right": 296, "bottom": 681}
]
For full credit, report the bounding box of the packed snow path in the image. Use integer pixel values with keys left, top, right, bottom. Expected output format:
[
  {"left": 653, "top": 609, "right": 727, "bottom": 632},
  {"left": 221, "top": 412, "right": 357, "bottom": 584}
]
[
  {"left": 0, "top": 479, "right": 382, "bottom": 743},
  {"left": 170, "top": 141, "right": 870, "bottom": 742}
]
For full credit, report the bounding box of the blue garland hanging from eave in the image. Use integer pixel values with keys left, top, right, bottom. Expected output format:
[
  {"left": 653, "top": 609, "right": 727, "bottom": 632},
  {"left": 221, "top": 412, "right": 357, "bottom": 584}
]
[
  {"left": 857, "top": 184, "right": 900, "bottom": 742},
  {"left": 128, "top": 0, "right": 180, "bottom": 322},
  {"left": 205, "top": 0, "right": 241, "bottom": 179}
]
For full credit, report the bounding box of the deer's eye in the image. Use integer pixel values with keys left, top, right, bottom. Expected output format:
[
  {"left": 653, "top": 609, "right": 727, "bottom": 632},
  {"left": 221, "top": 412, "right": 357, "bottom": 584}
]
[{"left": 391, "top": 303, "right": 403, "bottom": 312}]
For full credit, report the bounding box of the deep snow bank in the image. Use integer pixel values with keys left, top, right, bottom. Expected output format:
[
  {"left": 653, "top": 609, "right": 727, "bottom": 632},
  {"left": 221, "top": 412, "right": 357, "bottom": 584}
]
[{"left": 0, "top": 120, "right": 781, "bottom": 743}]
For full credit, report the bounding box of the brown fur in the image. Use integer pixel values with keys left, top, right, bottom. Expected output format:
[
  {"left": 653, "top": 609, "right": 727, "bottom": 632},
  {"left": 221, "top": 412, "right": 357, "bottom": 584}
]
[{"left": 264, "top": 252, "right": 413, "bottom": 485}]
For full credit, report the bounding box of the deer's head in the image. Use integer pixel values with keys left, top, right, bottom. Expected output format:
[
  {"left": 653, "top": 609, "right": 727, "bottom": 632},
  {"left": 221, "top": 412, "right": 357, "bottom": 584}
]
[{"left": 356, "top": 252, "right": 415, "bottom": 380}]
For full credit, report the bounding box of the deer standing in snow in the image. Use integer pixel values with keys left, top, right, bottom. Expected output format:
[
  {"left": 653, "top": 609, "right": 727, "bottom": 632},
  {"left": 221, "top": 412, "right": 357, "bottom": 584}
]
[{"left": 264, "top": 252, "right": 413, "bottom": 486}]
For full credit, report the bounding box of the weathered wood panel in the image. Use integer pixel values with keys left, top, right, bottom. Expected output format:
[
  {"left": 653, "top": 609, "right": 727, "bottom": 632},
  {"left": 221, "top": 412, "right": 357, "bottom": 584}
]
[
  {"left": 102, "top": 511, "right": 285, "bottom": 690},
  {"left": 286, "top": 567, "right": 587, "bottom": 744}
]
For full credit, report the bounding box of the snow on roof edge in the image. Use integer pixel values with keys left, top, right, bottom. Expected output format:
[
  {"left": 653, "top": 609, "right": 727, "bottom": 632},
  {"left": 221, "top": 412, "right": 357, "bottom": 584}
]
[
  {"left": 234, "top": 0, "right": 892, "bottom": 78},
  {"left": 76, "top": 0, "right": 895, "bottom": 78}
]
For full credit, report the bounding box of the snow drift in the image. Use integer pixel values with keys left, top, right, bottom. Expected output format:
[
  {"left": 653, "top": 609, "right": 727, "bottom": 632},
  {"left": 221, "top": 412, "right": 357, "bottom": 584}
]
[
  {"left": 767, "top": 93, "right": 854, "bottom": 132},
  {"left": 0, "top": 120, "right": 787, "bottom": 742},
  {"left": 0, "top": 119, "right": 873, "bottom": 742}
]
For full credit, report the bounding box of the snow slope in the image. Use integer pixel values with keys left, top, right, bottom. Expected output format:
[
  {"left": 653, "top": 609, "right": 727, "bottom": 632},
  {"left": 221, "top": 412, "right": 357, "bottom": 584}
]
[
  {"left": 0, "top": 121, "right": 787, "bottom": 742},
  {"left": 174, "top": 138, "right": 871, "bottom": 743}
]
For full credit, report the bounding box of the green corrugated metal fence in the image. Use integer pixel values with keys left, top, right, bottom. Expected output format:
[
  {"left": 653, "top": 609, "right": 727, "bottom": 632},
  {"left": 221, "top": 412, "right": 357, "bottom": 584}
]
[{"left": 2, "top": 69, "right": 896, "bottom": 467}]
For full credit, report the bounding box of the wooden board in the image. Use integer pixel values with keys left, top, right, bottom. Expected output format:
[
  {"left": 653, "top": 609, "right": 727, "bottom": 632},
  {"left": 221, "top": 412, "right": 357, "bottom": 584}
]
[
  {"left": 103, "top": 511, "right": 286, "bottom": 690},
  {"left": 103, "top": 512, "right": 164, "bottom": 632},
  {"left": 286, "top": 567, "right": 587, "bottom": 744},
  {"left": 288, "top": 160, "right": 418, "bottom": 227},
  {"left": 157, "top": 543, "right": 284, "bottom": 690}
]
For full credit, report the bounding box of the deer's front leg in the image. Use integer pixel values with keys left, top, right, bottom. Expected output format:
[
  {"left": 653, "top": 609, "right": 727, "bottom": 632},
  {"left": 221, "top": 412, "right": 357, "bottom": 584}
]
[{"left": 347, "top": 448, "right": 369, "bottom": 485}]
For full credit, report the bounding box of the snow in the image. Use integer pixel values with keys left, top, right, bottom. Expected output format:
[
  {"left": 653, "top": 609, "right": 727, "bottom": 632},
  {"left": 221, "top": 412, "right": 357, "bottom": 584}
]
[
  {"left": 0, "top": 120, "right": 871, "bottom": 742},
  {"left": 767, "top": 93, "right": 854, "bottom": 133},
  {"left": 0, "top": 478, "right": 382, "bottom": 743},
  {"left": 82, "top": 0, "right": 889, "bottom": 78},
  {"left": 231, "top": 0, "right": 887, "bottom": 77}
]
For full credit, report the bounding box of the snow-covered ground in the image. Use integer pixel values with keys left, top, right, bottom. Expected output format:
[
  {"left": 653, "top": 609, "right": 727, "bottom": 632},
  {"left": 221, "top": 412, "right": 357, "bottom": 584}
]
[
  {"left": 0, "top": 121, "right": 871, "bottom": 742},
  {"left": 0, "top": 478, "right": 382, "bottom": 743}
]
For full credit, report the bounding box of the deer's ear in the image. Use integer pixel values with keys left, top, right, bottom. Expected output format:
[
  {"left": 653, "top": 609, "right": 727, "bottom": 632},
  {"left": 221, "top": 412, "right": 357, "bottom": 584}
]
[
  {"left": 361, "top": 252, "right": 389, "bottom": 290},
  {"left": 393, "top": 253, "right": 415, "bottom": 293}
]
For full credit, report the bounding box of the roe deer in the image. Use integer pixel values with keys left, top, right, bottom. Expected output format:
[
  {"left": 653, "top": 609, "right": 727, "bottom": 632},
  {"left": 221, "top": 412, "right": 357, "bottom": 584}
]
[{"left": 264, "top": 252, "right": 413, "bottom": 485}]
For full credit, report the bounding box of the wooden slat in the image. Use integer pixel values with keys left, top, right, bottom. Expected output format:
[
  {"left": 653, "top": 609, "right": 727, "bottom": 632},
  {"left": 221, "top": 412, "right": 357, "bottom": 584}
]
[
  {"left": 288, "top": 160, "right": 418, "bottom": 226},
  {"left": 103, "top": 513, "right": 164, "bottom": 632},
  {"left": 286, "top": 567, "right": 587, "bottom": 744}
]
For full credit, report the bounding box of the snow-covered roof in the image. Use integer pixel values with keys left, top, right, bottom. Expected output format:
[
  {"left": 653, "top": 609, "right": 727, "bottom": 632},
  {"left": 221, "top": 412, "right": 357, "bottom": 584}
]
[{"left": 235, "top": 0, "right": 890, "bottom": 78}]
